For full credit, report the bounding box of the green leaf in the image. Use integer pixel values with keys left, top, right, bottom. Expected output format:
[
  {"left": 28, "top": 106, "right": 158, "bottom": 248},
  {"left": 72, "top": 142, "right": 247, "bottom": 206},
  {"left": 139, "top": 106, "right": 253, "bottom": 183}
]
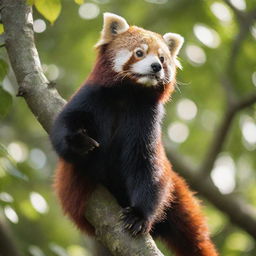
[
  {"left": 74, "top": 0, "right": 84, "bottom": 4},
  {"left": 0, "top": 24, "right": 4, "bottom": 35},
  {"left": 0, "top": 87, "right": 12, "bottom": 118},
  {"left": 34, "top": 0, "right": 61, "bottom": 24},
  {"left": 0, "top": 59, "right": 8, "bottom": 81}
]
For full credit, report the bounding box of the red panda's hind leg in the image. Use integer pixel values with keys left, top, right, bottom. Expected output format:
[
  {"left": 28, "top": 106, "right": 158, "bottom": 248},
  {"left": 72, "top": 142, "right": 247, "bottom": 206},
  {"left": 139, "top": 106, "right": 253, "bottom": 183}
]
[{"left": 152, "top": 172, "right": 218, "bottom": 256}]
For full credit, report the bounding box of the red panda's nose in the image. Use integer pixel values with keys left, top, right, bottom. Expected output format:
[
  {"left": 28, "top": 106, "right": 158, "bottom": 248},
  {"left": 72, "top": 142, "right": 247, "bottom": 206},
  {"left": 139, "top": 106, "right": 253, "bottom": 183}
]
[{"left": 151, "top": 63, "right": 162, "bottom": 73}]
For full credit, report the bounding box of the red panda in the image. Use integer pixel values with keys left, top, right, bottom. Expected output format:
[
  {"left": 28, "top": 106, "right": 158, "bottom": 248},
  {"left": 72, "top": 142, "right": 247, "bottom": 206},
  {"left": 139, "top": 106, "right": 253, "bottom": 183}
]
[{"left": 50, "top": 13, "right": 218, "bottom": 256}]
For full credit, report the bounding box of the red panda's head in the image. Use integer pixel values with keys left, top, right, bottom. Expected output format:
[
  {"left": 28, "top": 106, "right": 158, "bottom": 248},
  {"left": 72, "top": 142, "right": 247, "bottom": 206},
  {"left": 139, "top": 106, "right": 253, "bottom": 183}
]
[{"left": 91, "top": 13, "right": 184, "bottom": 100}]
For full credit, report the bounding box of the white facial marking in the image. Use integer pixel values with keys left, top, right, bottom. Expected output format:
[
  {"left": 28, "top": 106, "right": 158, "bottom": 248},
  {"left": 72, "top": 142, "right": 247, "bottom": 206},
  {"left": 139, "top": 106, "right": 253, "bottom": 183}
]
[
  {"left": 113, "top": 49, "right": 132, "bottom": 72},
  {"left": 137, "top": 77, "right": 158, "bottom": 86},
  {"left": 131, "top": 54, "right": 161, "bottom": 75},
  {"left": 158, "top": 48, "right": 163, "bottom": 56},
  {"left": 168, "top": 64, "right": 176, "bottom": 81}
]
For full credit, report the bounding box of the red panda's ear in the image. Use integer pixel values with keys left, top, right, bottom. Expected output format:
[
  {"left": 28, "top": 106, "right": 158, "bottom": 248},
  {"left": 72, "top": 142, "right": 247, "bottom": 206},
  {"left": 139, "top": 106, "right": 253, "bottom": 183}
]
[
  {"left": 163, "top": 33, "right": 184, "bottom": 57},
  {"left": 95, "top": 13, "right": 129, "bottom": 48}
]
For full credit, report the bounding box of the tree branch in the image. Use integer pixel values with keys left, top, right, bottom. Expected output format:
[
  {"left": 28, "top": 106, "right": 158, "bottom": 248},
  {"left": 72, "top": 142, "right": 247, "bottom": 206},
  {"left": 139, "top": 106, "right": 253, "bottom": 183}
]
[
  {"left": 0, "top": 0, "right": 163, "bottom": 255},
  {"left": 167, "top": 150, "right": 256, "bottom": 239},
  {"left": 199, "top": 92, "right": 256, "bottom": 176}
]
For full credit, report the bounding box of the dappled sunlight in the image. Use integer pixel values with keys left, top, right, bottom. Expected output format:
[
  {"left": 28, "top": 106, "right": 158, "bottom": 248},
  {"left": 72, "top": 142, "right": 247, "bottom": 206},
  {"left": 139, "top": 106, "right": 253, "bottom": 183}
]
[
  {"left": 193, "top": 24, "right": 221, "bottom": 48},
  {"left": 78, "top": 3, "right": 100, "bottom": 20},
  {"left": 176, "top": 98, "right": 198, "bottom": 121},
  {"left": 30, "top": 192, "right": 49, "bottom": 214},
  {"left": 28, "top": 245, "right": 45, "bottom": 256},
  {"left": 29, "top": 148, "right": 47, "bottom": 169},
  {"left": 7, "top": 142, "right": 28, "bottom": 162},
  {"left": 230, "top": 0, "right": 246, "bottom": 11},
  {"left": 33, "top": 19, "right": 46, "bottom": 33},
  {"left": 240, "top": 115, "right": 256, "bottom": 150},
  {"left": 4, "top": 206, "right": 19, "bottom": 224},
  {"left": 49, "top": 243, "right": 68, "bottom": 256},
  {"left": 185, "top": 44, "right": 206, "bottom": 66},
  {"left": 210, "top": 2, "right": 232, "bottom": 23},
  {"left": 211, "top": 154, "right": 236, "bottom": 194},
  {"left": 225, "top": 231, "right": 254, "bottom": 252},
  {"left": 43, "top": 64, "right": 61, "bottom": 81},
  {"left": 0, "top": 192, "right": 14, "bottom": 203},
  {"left": 252, "top": 72, "right": 256, "bottom": 86},
  {"left": 167, "top": 122, "right": 189, "bottom": 144}
]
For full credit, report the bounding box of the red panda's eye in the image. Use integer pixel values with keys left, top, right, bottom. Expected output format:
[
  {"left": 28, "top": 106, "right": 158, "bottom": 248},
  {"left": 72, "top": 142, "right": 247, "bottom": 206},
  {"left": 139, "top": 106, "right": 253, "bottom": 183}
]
[
  {"left": 160, "top": 56, "right": 165, "bottom": 63},
  {"left": 135, "top": 50, "right": 144, "bottom": 58}
]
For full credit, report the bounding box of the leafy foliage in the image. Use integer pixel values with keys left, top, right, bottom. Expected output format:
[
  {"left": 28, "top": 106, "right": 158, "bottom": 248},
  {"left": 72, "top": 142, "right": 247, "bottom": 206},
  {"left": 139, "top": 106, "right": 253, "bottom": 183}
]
[{"left": 34, "top": 0, "right": 61, "bottom": 24}]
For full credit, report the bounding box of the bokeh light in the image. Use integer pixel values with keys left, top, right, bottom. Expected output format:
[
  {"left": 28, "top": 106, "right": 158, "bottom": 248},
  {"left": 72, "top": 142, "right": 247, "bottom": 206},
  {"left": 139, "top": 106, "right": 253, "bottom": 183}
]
[
  {"left": 29, "top": 148, "right": 47, "bottom": 169},
  {"left": 240, "top": 115, "right": 256, "bottom": 150},
  {"left": 210, "top": 2, "right": 232, "bottom": 23},
  {"left": 33, "top": 19, "right": 47, "bottom": 33},
  {"left": 225, "top": 231, "right": 254, "bottom": 252},
  {"left": 7, "top": 142, "right": 28, "bottom": 162},
  {"left": 230, "top": 0, "right": 246, "bottom": 10},
  {"left": 28, "top": 245, "right": 45, "bottom": 256},
  {"left": 185, "top": 44, "right": 206, "bottom": 66},
  {"left": 4, "top": 206, "right": 19, "bottom": 223},
  {"left": 78, "top": 3, "right": 100, "bottom": 20},
  {"left": 168, "top": 122, "right": 189, "bottom": 143},
  {"left": 30, "top": 192, "right": 49, "bottom": 214},
  {"left": 145, "top": 0, "right": 168, "bottom": 4},
  {"left": 49, "top": 243, "right": 68, "bottom": 256},
  {"left": 211, "top": 154, "right": 236, "bottom": 194},
  {"left": 193, "top": 24, "right": 221, "bottom": 48},
  {"left": 176, "top": 98, "right": 198, "bottom": 121},
  {"left": 44, "top": 64, "right": 60, "bottom": 81},
  {"left": 0, "top": 192, "right": 14, "bottom": 202},
  {"left": 252, "top": 72, "right": 256, "bottom": 86}
]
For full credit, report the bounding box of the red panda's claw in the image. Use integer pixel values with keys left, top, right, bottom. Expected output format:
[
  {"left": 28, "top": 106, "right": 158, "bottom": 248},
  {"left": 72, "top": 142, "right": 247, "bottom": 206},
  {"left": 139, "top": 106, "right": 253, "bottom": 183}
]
[{"left": 121, "top": 207, "right": 150, "bottom": 236}]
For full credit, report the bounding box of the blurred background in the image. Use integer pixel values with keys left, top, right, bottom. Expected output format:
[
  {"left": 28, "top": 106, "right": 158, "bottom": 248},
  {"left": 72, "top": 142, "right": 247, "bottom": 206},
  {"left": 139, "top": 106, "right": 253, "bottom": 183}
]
[{"left": 0, "top": 0, "right": 256, "bottom": 255}]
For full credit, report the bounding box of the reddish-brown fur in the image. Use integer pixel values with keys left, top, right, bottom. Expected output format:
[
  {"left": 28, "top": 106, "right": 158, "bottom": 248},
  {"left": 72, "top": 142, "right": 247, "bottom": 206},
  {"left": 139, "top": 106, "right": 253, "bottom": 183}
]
[{"left": 54, "top": 159, "right": 95, "bottom": 235}]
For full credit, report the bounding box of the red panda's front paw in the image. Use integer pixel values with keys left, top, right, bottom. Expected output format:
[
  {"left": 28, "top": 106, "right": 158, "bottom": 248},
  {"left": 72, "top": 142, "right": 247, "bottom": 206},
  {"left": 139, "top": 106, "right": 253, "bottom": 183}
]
[
  {"left": 120, "top": 207, "right": 152, "bottom": 236},
  {"left": 66, "top": 129, "right": 99, "bottom": 155}
]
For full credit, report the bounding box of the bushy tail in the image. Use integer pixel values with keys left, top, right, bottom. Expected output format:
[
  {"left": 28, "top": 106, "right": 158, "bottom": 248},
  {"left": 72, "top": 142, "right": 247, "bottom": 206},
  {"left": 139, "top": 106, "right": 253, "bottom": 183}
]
[
  {"left": 54, "top": 159, "right": 95, "bottom": 235},
  {"left": 153, "top": 172, "right": 218, "bottom": 256}
]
